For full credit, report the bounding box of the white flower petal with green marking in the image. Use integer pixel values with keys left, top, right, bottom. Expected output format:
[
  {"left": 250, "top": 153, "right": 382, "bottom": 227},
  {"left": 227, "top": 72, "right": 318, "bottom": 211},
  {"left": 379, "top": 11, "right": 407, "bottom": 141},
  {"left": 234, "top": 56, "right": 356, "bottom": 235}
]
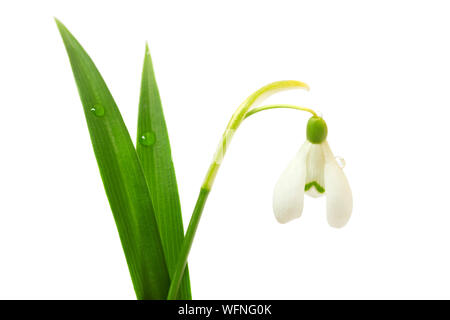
[
  {"left": 304, "top": 143, "right": 326, "bottom": 198},
  {"left": 272, "top": 139, "right": 352, "bottom": 228}
]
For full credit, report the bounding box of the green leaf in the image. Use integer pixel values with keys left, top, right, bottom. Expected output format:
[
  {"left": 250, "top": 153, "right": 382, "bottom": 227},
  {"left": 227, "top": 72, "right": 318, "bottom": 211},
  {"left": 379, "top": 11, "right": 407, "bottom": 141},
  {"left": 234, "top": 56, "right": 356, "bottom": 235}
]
[
  {"left": 55, "top": 19, "right": 170, "bottom": 300},
  {"left": 137, "top": 45, "right": 192, "bottom": 299}
]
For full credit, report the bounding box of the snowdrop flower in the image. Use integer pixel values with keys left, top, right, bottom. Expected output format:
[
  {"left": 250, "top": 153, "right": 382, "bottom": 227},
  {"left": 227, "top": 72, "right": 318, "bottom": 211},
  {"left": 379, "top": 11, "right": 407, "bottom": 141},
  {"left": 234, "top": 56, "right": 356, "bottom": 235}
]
[
  {"left": 273, "top": 116, "right": 352, "bottom": 228},
  {"left": 168, "top": 80, "right": 352, "bottom": 297}
]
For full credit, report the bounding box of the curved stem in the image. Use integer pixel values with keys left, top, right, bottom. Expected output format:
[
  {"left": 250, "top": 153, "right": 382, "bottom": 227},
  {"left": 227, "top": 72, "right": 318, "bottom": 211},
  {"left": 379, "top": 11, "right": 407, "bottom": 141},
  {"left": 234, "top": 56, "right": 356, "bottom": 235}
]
[
  {"left": 203, "top": 81, "right": 309, "bottom": 190},
  {"left": 167, "top": 81, "right": 310, "bottom": 300},
  {"left": 244, "top": 104, "right": 317, "bottom": 119}
]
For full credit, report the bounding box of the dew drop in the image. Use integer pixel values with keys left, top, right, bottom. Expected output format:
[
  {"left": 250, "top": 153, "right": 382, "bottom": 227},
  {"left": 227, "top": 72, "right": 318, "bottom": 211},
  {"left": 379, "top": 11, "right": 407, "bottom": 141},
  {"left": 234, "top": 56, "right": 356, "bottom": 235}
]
[
  {"left": 335, "top": 156, "right": 346, "bottom": 168},
  {"left": 139, "top": 132, "right": 156, "bottom": 146},
  {"left": 90, "top": 104, "right": 105, "bottom": 117}
]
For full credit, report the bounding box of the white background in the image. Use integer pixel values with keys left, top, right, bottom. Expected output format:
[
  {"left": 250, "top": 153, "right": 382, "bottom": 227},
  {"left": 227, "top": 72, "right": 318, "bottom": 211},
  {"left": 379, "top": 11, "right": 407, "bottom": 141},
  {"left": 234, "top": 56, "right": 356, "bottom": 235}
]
[{"left": 1, "top": 0, "right": 450, "bottom": 299}]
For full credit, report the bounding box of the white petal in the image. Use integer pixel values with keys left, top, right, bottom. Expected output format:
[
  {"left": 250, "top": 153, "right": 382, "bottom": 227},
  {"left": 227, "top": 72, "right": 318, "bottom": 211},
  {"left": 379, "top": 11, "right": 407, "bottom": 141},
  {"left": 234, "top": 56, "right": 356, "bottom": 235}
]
[
  {"left": 273, "top": 142, "right": 311, "bottom": 223},
  {"left": 304, "top": 144, "right": 326, "bottom": 198},
  {"left": 305, "top": 186, "right": 324, "bottom": 198},
  {"left": 322, "top": 142, "right": 353, "bottom": 228}
]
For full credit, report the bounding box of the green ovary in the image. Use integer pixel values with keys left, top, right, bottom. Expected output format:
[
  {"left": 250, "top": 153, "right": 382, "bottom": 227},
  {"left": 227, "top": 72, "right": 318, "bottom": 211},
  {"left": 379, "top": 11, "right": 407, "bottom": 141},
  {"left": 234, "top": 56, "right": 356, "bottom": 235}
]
[
  {"left": 306, "top": 116, "right": 328, "bottom": 144},
  {"left": 305, "top": 181, "right": 325, "bottom": 193}
]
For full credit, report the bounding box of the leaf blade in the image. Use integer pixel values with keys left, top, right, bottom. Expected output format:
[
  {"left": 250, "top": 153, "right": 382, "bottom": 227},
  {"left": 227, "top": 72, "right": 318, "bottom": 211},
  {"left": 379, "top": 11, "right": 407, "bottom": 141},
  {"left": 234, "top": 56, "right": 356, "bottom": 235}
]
[
  {"left": 137, "top": 45, "right": 192, "bottom": 299},
  {"left": 56, "top": 19, "right": 170, "bottom": 299}
]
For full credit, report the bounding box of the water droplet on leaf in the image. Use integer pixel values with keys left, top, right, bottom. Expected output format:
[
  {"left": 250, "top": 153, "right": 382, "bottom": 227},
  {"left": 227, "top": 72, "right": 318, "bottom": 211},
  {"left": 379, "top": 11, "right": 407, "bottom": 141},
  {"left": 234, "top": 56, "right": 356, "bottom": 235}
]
[
  {"left": 139, "top": 132, "right": 156, "bottom": 146},
  {"left": 90, "top": 104, "right": 105, "bottom": 117}
]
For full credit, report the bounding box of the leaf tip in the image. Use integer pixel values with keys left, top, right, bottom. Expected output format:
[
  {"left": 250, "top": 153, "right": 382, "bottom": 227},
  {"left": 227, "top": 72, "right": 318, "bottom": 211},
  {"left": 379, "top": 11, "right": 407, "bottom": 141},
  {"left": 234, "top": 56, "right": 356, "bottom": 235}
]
[
  {"left": 54, "top": 17, "right": 65, "bottom": 31},
  {"left": 54, "top": 18, "right": 72, "bottom": 43}
]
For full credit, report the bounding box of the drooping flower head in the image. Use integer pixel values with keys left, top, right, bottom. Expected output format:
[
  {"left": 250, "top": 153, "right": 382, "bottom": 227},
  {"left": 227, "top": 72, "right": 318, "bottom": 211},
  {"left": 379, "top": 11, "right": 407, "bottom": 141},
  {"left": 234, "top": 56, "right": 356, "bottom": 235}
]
[{"left": 273, "top": 116, "right": 352, "bottom": 228}]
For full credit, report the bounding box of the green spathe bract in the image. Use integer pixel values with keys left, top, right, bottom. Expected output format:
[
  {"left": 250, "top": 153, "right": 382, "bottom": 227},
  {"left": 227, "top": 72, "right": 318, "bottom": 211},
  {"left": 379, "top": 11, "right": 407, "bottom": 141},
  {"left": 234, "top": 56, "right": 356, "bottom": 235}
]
[
  {"left": 56, "top": 19, "right": 170, "bottom": 299},
  {"left": 306, "top": 116, "right": 328, "bottom": 144}
]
